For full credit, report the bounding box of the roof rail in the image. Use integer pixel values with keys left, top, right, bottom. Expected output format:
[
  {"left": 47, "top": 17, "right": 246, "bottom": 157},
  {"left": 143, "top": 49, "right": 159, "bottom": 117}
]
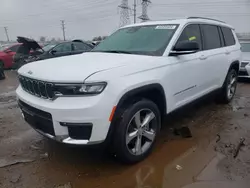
[{"left": 187, "top": 17, "right": 225, "bottom": 23}]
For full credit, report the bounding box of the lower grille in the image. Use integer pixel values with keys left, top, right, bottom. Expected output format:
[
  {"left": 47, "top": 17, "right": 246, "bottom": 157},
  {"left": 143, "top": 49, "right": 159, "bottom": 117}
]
[
  {"left": 241, "top": 62, "right": 249, "bottom": 68},
  {"left": 68, "top": 126, "right": 92, "bottom": 140},
  {"left": 239, "top": 70, "right": 249, "bottom": 76},
  {"left": 18, "top": 100, "right": 55, "bottom": 136}
]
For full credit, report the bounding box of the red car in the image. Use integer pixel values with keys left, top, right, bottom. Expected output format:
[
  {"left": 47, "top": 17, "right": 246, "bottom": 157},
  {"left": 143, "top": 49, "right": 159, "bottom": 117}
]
[{"left": 0, "top": 44, "right": 21, "bottom": 69}]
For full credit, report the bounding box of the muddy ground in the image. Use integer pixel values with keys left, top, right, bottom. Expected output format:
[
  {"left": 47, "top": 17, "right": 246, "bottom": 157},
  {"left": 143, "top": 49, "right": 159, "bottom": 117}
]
[{"left": 1, "top": 71, "right": 250, "bottom": 188}]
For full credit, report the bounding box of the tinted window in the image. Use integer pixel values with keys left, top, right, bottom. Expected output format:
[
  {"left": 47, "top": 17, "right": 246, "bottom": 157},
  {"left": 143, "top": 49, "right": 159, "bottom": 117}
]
[
  {"left": 221, "top": 27, "right": 235, "bottom": 46},
  {"left": 218, "top": 27, "right": 225, "bottom": 47},
  {"left": 73, "top": 42, "right": 91, "bottom": 51},
  {"left": 9, "top": 45, "right": 20, "bottom": 52},
  {"left": 201, "top": 25, "right": 221, "bottom": 50},
  {"left": 177, "top": 24, "right": 202, "bottom": 50},
  {"left": 53, "top": 43, "right": 72, "bottom": 53}
]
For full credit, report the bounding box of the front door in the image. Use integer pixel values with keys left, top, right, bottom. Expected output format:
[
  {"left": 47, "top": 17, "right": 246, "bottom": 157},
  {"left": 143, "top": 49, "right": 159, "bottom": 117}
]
[
  {"left": 51, "top": 42, "right": 73, "bottom": 58},
  {"left": 166, "top": 24, "right": 209, "bottom": 110}
]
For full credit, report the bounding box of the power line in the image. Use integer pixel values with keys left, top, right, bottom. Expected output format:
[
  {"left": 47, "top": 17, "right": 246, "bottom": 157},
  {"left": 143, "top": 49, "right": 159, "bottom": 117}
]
[
  {"left": 138, "top": 0, "right": 151, "bottom": 22},
  {"left": 61, "top": 20, "right": 66, "bottom": 41},
  {"left": 0, "top": 0, "right": 117, "bottom": 24},
  {"left": 154, "top": 1, "right": 250, "bottom": 6},
  {"left": 4, "top": 27, "right": 10, "bottom": 42},
  {"left": 118, "top": 0, "right": 131, "bottom": 27}
]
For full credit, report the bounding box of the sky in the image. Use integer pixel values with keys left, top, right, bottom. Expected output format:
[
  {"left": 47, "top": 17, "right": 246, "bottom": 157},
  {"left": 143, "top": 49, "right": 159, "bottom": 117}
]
[{"left": 0, "top": 0, "right": 250, "bottom": 41}]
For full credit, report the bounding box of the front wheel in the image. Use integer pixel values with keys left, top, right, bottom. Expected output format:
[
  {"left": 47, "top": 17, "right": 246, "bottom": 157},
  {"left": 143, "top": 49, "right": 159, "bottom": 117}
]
[
  {"left": 113, "top": 99, "right": 161, "bottom": 163},
  {"left": 0, "top": 61, "right": 5, "bottom": 80},
  {"left": 216, "top": 68, "right": 238, "bottom": 104}
]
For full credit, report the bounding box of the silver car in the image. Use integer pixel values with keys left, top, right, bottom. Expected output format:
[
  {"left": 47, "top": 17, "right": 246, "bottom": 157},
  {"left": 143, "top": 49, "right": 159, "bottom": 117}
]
[{"left": 239, "top": 41, "right": 250, "bottom": 78}]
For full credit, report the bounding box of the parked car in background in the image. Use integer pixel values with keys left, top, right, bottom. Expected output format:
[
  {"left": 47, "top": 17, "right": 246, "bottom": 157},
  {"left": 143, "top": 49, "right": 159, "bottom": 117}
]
[
  {"left": 17, "top": 18, "right": 241, "bottom": 163},
  {"left": 13, "top": 38, "right": 94, "bottom": 69},
  {"left": 0, "top": 59, "right": 5, "bottom": 80},
  {"left": 0, "top": 43, "right": 21, "bottom": 69},
  {"left": 13, "top": 37, "right": 43, "bottom": 69},
  {"left": 239, "top": 41, "right": 250, "bottom": 78}
]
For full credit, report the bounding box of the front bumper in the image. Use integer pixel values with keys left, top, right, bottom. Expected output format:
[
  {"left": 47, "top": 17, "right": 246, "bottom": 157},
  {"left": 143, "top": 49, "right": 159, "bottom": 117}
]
[
  {"left": 239, "top": 63, "right": 250, "bottom": 78},
  {"left": 16, "top": 86, "right": 114, "bottom": 145}
]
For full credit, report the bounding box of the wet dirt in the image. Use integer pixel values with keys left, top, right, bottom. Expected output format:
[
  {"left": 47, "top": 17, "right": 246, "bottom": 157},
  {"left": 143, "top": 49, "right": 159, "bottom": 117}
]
[{"left": 1, "top": 71, "right": 250, "bottom": 188}]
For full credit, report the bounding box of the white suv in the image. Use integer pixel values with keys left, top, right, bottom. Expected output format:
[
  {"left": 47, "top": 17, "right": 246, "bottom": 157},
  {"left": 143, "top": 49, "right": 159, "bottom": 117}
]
[{"left": 16, "top": 17, "right": 241, "bottom": 163}]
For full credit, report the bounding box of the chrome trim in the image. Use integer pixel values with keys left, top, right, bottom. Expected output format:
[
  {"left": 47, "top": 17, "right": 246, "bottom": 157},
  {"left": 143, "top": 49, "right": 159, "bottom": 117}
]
[
  {"left": 62, "top": 137, "right": 89, "bottom": 145},
  {"left": 174, "top": 85, "right": 197, "bottom": 96},
  {"left": 18, "top": 75, "right": 107, "bottom": 100},
  {"left": 170, "top": 50, "right": 197, "bottom": 55},
  {"left": 34, "top": 128, "right": 103, "bottom": 145}
]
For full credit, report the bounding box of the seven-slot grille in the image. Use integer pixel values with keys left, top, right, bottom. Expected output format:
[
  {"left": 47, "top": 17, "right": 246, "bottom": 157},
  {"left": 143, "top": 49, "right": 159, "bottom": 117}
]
[
  {"left": 241, "top": 62, "right": 249, "bottom": 68},
  {"left": 19, "top": 75, "right": 55, "bottom": 99}
]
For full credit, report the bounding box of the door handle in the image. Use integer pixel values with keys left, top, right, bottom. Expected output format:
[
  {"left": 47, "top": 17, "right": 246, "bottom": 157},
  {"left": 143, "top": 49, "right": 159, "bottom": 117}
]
[
  {"left": 225, "top": 51, "right": 231, "bottom": 55},
  {"left": 199, "top": 55, "right": 207, "bottom": 60}
]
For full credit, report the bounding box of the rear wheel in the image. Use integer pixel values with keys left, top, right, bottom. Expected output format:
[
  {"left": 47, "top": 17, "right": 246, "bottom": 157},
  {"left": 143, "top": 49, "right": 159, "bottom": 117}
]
[
  {"left": 0, "top": 60, "right": 5, "bottom": 80},
  {"left": 113, "top": 99, "right": 161, "bottom": 163},
  {"left": 216, "top": 68, "right": 238, "bottom": 103}
]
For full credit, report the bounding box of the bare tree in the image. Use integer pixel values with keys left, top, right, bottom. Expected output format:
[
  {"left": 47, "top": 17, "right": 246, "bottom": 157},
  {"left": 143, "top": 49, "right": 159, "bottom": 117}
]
[{"left": 39, "top": 36, "right": 46, "bottom": 42}]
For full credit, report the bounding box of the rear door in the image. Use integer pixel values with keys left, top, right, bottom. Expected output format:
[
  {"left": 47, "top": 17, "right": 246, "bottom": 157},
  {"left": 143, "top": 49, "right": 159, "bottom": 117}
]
[
  {"left": 72, "top": 42, "right": 92, "bottom": 55},
  {"left": 220, "top": 27, "right": 239, "bottom": 81},
  {"left": 200, "top": 24, "right": 227, "bottom": 89}
]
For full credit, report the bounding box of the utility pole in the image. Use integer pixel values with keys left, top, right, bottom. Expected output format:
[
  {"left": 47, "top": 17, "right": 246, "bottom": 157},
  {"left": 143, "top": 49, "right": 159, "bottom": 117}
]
[
  {"left": 133, "top": 0, "right": 137, "bottom": 24},
  {"left": 61, "top": 20, "right": 66, "bottom": 41},
  {"left": 118, "top": 0, "right": 131, "bottom": 27},
  {"left": 138, "top": 0, "right": 151, "bottom": 22},
  {"left": 4, "top": 27, "right": 10, "bottom": 42}
]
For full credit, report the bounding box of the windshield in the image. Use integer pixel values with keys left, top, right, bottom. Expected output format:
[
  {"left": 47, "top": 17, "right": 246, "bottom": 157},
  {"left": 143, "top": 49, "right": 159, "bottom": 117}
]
[
  {"left": 241, "top": 43, "right": 250, "bottom": 52},
  {"left": 92, "top": 24, "right": 179, "bottom": 56},
  {"left": 0, "top": 44, "right": 12, "bottom": 51},
  {"left": 42, "top": 44, "right": 57, "bottom": 51},
  {"left": 0, "top": 46, "right": 5, "bottom": 51}
]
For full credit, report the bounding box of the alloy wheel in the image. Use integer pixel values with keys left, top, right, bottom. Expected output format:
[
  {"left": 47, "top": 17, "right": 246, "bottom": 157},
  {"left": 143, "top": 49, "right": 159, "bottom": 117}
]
[
  {"left": 126, "top": 109, "right": 157, "bottom": 156},
  {"left": 227, "top": 71, "right": 237, "bottom": 100}
]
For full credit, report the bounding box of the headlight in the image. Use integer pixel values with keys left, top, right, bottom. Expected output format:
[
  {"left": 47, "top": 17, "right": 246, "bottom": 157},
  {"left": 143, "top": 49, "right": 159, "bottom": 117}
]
[
  {"left": 78, "top": 83, "right": 106, "bottom": 94},
  {"left": 55, "top": 82, "right": 107, "bottom": 96}
]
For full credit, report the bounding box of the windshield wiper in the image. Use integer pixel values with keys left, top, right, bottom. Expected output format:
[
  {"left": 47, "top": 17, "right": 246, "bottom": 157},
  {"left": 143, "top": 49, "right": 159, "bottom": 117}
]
[{"left": 93, "top": 50, "right": 133, "bottom": 54}]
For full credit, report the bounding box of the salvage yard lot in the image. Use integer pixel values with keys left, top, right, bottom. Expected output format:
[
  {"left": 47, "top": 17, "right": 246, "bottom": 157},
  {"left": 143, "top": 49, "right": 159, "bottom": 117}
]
[{"left": 1, "top": 71, "right": 250, "bottom": 188}]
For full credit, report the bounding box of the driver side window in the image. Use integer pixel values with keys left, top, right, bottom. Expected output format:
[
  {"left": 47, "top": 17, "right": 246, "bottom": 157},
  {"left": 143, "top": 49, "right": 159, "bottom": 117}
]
[
  {"left": 177, "top": 24, "right": 202, "bottom": 50},
  {"left": 53, "top": 43, "right": 72, "bottom": 53}
]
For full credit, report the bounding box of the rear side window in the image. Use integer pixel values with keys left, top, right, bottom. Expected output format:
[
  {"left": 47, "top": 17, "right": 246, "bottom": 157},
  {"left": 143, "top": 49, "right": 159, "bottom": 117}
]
[
  {"left": 221, "top": 27, "right": 235, "bottom": 46},
  {"left": 73, "top": 42, "right": 92, "bottom": 51},
  {"left": 9, "top": 45, "right": 20, "bottom": 52},
  {"left": 201, "top": 25, "right": 221, "bottom": 50},
  {"left": 177, "top": 24, "right": 202, "bottom": 50}
]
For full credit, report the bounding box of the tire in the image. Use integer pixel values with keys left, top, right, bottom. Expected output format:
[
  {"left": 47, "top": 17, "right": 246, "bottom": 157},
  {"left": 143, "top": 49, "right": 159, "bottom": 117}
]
[
  {"left": 0, "top": 61, "right": 5, "bottom": 80},
  {"left": 113, "top": 99, "right": 161, "bottom": 163},
  {"left": 216, "top": 68, "right": 238, "bottom": 104}
]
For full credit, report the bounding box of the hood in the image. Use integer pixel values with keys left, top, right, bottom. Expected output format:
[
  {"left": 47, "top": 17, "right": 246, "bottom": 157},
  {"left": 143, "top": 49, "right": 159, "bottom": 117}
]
[
  {"left": 18, "top": 52, "right": 152, "bottom": 82},
  {"left": 17, "top": 36, "right": 42, "bottom": 51},
  {"left": 242, "top": 52, "right": 250, "bottom": 61}
]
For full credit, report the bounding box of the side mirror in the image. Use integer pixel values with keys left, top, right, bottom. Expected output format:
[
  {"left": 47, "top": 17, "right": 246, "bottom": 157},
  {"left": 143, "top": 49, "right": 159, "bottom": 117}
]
[
  {"left": 4, "top": 49, "right": 12, "bottom": 53},
  {"left": 170, "top": 41, "right": 199, "bottom": 56},
  {"left": 50, "top": 50, "right": 57, "bottom": 55}
]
